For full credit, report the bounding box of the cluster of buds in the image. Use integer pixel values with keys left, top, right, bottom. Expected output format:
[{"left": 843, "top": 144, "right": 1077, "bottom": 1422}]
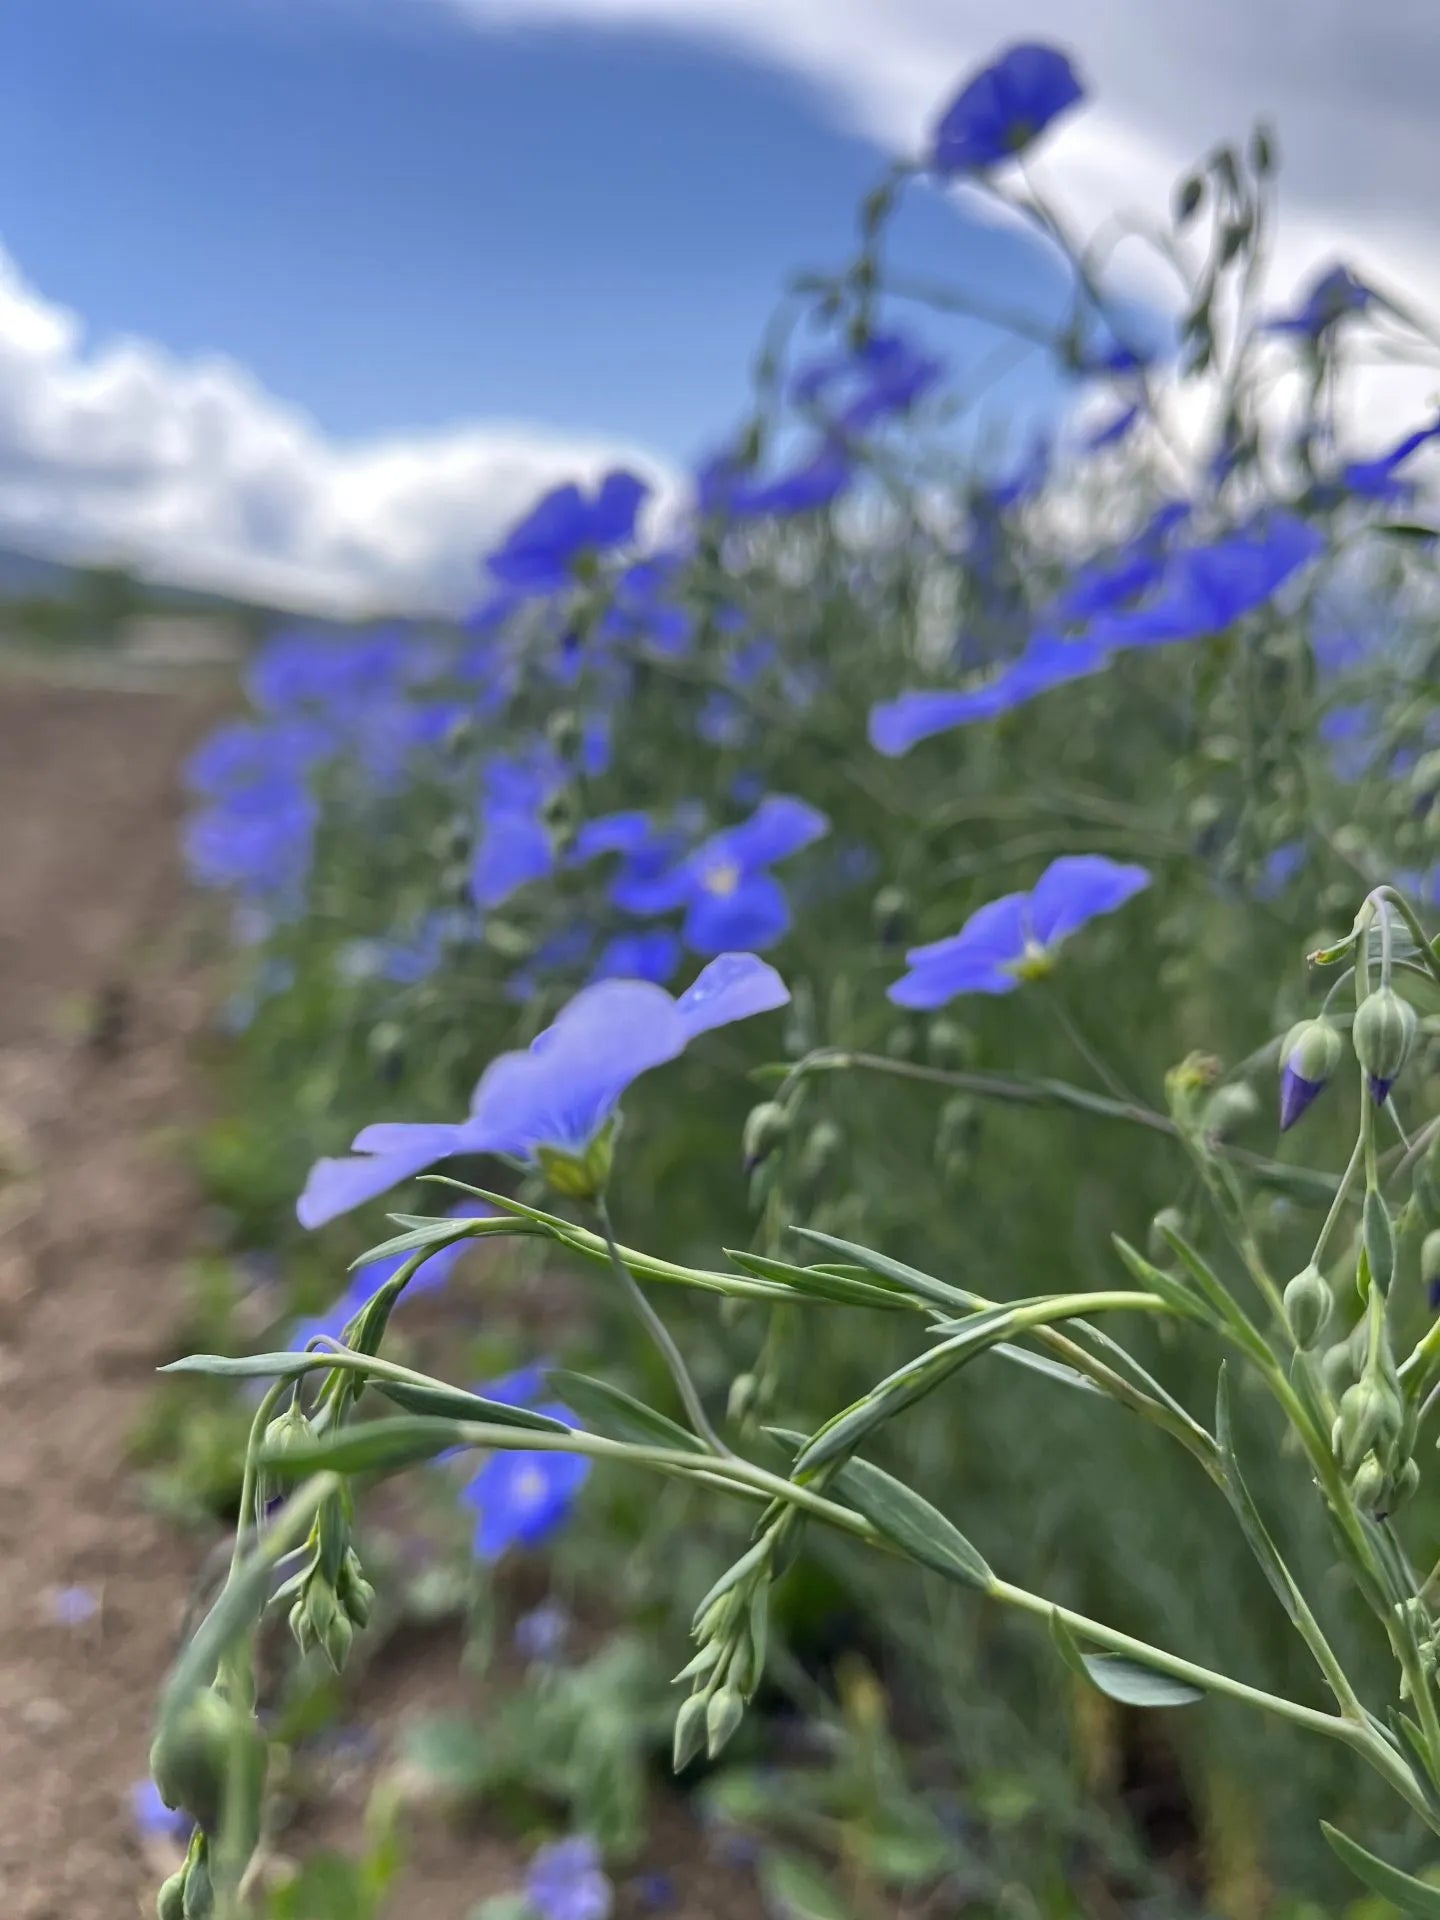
[
  {"left": 1396, "top": 1597, "right": 1440, "bottom": 1703},
  {"left": 1331, "top": 1303, "right": 1416, "bottom": 1517},
  {"left": 277, "top": 1475, "right": 373, "bottom": 1673},
  {"left": 672, "top": 1528, "right": 776, "bottom": 1770},
  {"left": 149, "top": 1685, "right": 268, "bottom": 1917}
]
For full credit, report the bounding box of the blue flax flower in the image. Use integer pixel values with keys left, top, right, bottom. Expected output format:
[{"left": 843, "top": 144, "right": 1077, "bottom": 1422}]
[
  {"left": 869, "top": 633, "right": 1109, "bottom": 756},
  {"left": 931, "top": 44, "right": 1084, "bottom": 173},
  {"left": 1087, "top": 512, "right": 1324, "bottom": 650},
  {"left": 791, "top": 330, "right": 946, "bottom": 433},
  {"left": 132, "top": 1778, "right": 190, "bottom": 1845},
  {"left": 889, "top": 856, "right": 1151, "bottom": 1007},
  {"left": 616, "top": 795, "right": 829, "bottom": 952},
  {"left": 487, "top": 470, "right": 649, "bottom": 596},
  {"left": 296, "top": 953, "right": 788, "bottom": 1225},
  {"left": 525, "top": 1836, "right": 614, "bottom": 1920},
  {"left": 461, "top": 1367, "right": 590, "bottom": 1561}
]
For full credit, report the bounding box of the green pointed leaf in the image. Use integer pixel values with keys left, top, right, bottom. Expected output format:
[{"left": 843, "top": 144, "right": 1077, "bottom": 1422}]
[
  {"left": 347, "top": 1214, "right": 533, "bottom": 1269},
  {"left": 546, "top": 1369, "right": 703, "bottom": 1452},
  {"left": 1080, "top": 1654, "right": 1205, "bottom": 1708},
  {"left": 725, "top": 1249, "right": 915, "bottom": 1313},
  {"left": 1214, "top": 1364, "right": 1302, "bottom": 1626},
  {"left": 1110, "top": 1236, "right": 1208, "bottom": 1322},
  {"left": 259, "top": 1416, "right": 472, "bottom": 1479},
  {"left": 794, "top": 1305, "right": 1021, "bottom": 1473},
  {"left": 790, "top": 1226, "right": 977, "bottom": 1315},
  {"left": 374, "top": 1380, "right": 569, "bottom": 1432},
  {"left": 1321, "top": 1822, "right": 1440, "bottom": 1915},
  {"left": 766, "top": 1429, "right": 991, "bottom": 1591},
  {"left": 162, "top": 1350, "right": 340, "bottom": 1381},
  {"left": 1153, "top": 1223, "right": 1273, "bottom": 1363}
]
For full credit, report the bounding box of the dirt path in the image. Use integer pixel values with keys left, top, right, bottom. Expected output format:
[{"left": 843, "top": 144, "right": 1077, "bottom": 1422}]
[{"left": 0, "top": 674, "right": 221, "bottom": 1919}]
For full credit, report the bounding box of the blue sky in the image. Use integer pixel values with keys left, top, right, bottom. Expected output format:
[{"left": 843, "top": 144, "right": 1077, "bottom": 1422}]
[
  {"left": 0, "top": 0, "right": 1075, "bottom": 459},
  {"left": 0, "top": 0, "right": 1434, "bottom": 609}
]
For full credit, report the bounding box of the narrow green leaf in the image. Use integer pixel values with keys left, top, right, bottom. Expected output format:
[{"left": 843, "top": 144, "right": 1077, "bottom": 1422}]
[
  {"left": 766, "top": 1429, "right": 991, "bottom": 1591},
  {"left": 795, "top": 1305, "right": 1020, "bottom": 1474},
  {"left": 374, "top": 1380, "right": 569, "bottom": 1432},
  {"left": 348, "top": 1215, "right": 533, "bottom": 1270},
  {"left": 1214, "top": 1364, "right": 1302, "bottom": 1625},
  {"left": 162, "top": 1350, "right": 338, "bottom": 1380},
  {"left": 259, "top": 1416, "right": 471, "bottom": 1478},
  {"left": 1111, "top": 1235, "right": 1208, "bottom": 1322},
  {"left": 1154, "top": 1224, "right": 1273, "bottom": 1363},
  {"left": 546, "top": 1369, "right": 703, "bottom": 1453},
  {"left": 725, "top": 1249, "right": 915, "bottom": 1313},
  {"left": 791, "top": 1226, "right": 979, "bottom": 1314},
  {"left": 1321, "top": 1822, "right": 1440, "bottom": 1915},
  {"left": 1081, "top": 1654, "right": 1205, "bottom": 1708}
]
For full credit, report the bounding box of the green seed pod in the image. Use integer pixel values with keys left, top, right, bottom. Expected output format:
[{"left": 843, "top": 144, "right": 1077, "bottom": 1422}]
[
  {"left": 149, "top": 1693, "right": 236, "bottom": 1834},
  {"left": 705, "top": 1685, "right": 745, "bottom": 1760},
  {"left": 1320, "top": 1337, "right": 1357, "bottom": 1399},
  {"left": 671, "top": 1692, "right": 709, "bottom": 1773},
  {"left": 1283, "top": 1264, "right": 1333, "bottom": 1350},
  {"left": 741, "top": 1102, "right": 791, "bottom": 1173},
  {"left": 181, "top": 1851, "right": 214, "bottom": 1920},
  {"left": 1352, "top": 986, "right": 1417, "bottom": 1099},
  {"left": 1392, "top": 1458, "right": 1422, "bottom": 1514}
]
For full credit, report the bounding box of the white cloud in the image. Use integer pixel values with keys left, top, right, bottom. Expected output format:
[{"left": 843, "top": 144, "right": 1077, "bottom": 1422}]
[
  {"left": 437, "top": 0, "right": 1440, "bottom": 310},
  {"left": 0, "top": 247, "right": 672, "bottom": 615}
]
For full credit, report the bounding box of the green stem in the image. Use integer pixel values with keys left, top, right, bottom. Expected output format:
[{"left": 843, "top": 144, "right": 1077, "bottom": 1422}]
[
  {"left": 230, "top": 1381, "right": 287, "bottom": 1580},
  {"left": 594, "top": 1196, "right": 730, "bottom": 1457},
  {"left": 1312, "top": 1133, "right": 1365, "bottom": 1272}
]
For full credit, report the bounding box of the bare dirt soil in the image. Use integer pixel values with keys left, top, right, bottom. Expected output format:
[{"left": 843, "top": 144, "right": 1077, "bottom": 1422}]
[{"left": 0, "top": 672, "right": 758, "bottom": 1920}]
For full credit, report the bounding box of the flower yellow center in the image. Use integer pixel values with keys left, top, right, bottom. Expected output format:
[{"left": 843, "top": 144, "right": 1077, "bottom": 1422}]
[
  {"left": 702, "top": 859, "right": 742, "bottom": 897},
  {"left": 1011, "top": 939, "right": 1054, "bottom": 982}
]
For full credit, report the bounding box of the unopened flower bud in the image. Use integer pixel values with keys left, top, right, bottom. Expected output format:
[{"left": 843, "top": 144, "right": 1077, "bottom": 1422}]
[
  {"left": 366, "top": 1022, "right": 406, "bottom": 1078},
  {"left": 1392, "top": 1458, "right": 1422, "bottom": 1513},
  {"left": 727, "top": 1372, "right": 759, "bottom": 1425},
  {"left": 1278, "top": 1018, "right": 1342, "bottom": 1131},
  {"left": 1284, "top": 1264, "right": 1333, "bottom": 1349},
  {"left": 672, "top": 1692, "right": 709, "bottom": 1773},
  {"left": 705, "top": 1684, "right": 746, "bottom": 1759},
  {"left": 1350, "top": 1451, "right": 1388, "bottom": 1514},
  {"left": 741, "top": 1102, "right": 790, "bottom": 1174},
  {"left": 871, "top": 886, "right": 910, "bottom": 945},
  {"left": 1333, "top": 1376, "right": 1404, "bottom": 1473},
  {"left": 798, "top": 1120, "right": 844, "bottom": 1185},
  {"left": 157, "top": 1868, "right": 188, "bottom": 1920},
  {"left": 1422, "top": 1229, "right": 1440, "bottom": 1309},
  {"left": 1203, "top": 1081, "right": 1260, "bottom": 1141},
  {"left": 1352, "top": 986, "right": 1417, "bottom": 1103},
  {"left": 322, "top": 1610, "right": 354, "bottom": 1673},
  {"left": 182, "top": 1850, "right": 214, "bottom": 1919}
]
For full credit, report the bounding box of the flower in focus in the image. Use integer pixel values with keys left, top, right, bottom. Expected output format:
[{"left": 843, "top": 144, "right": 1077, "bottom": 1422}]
[
  {"left": 888, "top": 856, "right": 1151, "bottom": 1006},
  {"left": 296, "top": 953, "right": 789, "bottom": 1225},
  {"left": 462, "top": 1369, "right": 590, "bottom": 1561},
  {"left": 615, "top": 795, "right": 830, "bottom": 952},
  {"left": 525, "top": 1836, "right": 615, "bottom": 1920},
  {"left": 930, "top": 43, "right": 1084, "bottom": 173},
  {"left": 487, "top": 471, "right": 649, "bottom": 596}
]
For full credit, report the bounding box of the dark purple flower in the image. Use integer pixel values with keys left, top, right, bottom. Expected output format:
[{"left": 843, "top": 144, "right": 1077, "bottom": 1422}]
[{"left": 931, "top": 44, "right": 1084, "bottom": 173}]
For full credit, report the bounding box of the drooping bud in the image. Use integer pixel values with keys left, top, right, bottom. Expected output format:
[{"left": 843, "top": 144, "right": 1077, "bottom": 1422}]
[
  {"left": 1423, "top": 1228, "right": 1440, "bottom": 1309},
  {"left": 1203, "top": 1081, "right": 1260, "bottom": 1141},
  {"left": 156, "top": 1868, "right": 188, "bottom": 1920},
  {"left": 1278, "top": 1018, "right": 1342, "bottom": 1131},
  {"left": 1352, "top": 986, "right": 1417, "bottom": 1103},
  {"left": 1283, "top": 1264, "right": 1333, "bottom": 1350},
  {"left": 671, "top": 1692, "right": 709, "bottom": 1773},
  {"left": 1350, "top": 1451, "right": 1388, "bottom": 1514},
  {"left": 1147, "top": 1207, "right": 1186, "bottom": 1263},
  {"left": 871, "top": 886, "right": 911, "bottom": 946},
  {"left": 798, "top": 1120, "right": 844, "bottom": 1186},
  {"left": 742, "top": 1102, "right": 791, "bottom": 1174},
  {"left": 705, "top": 1685, "right": 745, "bottom": 1760}
]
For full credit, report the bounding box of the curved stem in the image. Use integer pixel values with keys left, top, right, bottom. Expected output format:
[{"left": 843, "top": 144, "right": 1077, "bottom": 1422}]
[{"left": 594, "top": 1196, "right": 730, "bottom": 1458}]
